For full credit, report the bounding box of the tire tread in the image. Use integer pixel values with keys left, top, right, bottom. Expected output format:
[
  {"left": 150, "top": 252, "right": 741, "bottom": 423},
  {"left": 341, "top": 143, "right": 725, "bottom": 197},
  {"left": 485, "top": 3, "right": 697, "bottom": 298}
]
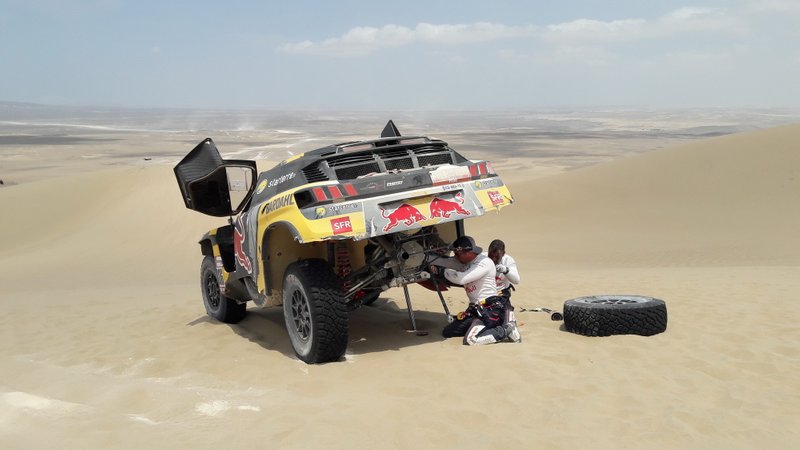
[
  {"left": 564, "top": 296, "right": 667, "bottom": 337},
  {"left": 287, "top": 260, "right": 348, "bottom": 363}
]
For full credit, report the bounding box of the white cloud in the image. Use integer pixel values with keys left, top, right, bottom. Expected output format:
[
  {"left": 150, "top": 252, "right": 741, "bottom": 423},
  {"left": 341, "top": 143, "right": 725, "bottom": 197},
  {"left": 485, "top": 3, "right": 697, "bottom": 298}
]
[
  {"left": 657, "top": 7, "right": 746, "bottom": 34},
  {"left": 280, "top": 22, "right": 537, "bottom": 57},
  {"left": 542, "top": 18, "right": 648, "bottom": 43},
  {"left": 279, "top": 6, "right": 750, "bottom": 58},
  {"left": 542, "top": 7, "right": 745, "bottom": 44},
  {"left": 415, "top": 22, "right": 535, "bottom": 44}
]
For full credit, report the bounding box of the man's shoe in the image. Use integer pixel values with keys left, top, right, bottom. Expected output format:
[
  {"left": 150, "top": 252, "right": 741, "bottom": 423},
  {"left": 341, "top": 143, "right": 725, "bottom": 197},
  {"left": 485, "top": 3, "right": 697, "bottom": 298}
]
[{"left": 503, "top": 322, "right": 521, "bottom": 343}]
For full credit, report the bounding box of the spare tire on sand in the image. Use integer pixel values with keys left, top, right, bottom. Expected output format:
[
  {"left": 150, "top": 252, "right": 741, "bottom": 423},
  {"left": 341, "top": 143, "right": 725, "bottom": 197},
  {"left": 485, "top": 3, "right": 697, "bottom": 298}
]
[{"left": 564, "top": 295, "right": 667, "bottom": 337}]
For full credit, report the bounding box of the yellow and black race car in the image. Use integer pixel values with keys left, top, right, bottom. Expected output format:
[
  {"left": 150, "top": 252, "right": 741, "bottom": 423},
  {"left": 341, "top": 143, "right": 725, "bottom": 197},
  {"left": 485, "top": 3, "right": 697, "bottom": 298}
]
[{"left": 174, "top": 121, "right": 514, "bottom": 363}]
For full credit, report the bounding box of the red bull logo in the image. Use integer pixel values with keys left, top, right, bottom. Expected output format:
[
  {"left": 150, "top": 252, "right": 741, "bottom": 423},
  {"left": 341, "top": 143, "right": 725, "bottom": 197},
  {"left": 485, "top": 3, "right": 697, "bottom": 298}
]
[
  {"left": 381, "top": 203, "right": 427, "bottom": 232},
  {"left": 429, "top": 192, "right": 471, "bottom": 219},
  {"left": 233, "top": 214, "right": 253, "bottom": 274}
]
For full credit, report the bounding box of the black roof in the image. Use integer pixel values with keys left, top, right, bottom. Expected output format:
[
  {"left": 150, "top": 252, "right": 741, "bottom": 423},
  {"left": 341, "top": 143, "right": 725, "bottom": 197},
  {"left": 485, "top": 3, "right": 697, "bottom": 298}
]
[{"left": 251, "top": 121, "right": 467, "bottom": 202}]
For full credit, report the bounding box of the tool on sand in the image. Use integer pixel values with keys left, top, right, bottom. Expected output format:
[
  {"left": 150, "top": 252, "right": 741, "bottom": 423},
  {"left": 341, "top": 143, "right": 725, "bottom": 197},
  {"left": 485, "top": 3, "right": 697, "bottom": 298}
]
[{"left": 519, "top": 307, "right": 563, "bottom": 321}]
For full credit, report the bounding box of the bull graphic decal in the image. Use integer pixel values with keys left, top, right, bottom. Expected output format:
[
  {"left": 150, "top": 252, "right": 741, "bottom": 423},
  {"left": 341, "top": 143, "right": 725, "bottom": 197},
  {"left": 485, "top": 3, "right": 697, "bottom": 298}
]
[
  {"left": 381, "top": 203, "right": 427, "bottom": 232},
  {"left": 429, "top": 192, "right": 471, "bottom": 219},
  {"left": 233, "top": 213, "right": 253, "bottom": 274}
]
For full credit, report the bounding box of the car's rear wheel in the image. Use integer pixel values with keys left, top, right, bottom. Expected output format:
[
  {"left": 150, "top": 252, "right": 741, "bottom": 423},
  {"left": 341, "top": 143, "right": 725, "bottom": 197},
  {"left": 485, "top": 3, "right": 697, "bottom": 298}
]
[
  {"left": 283, "top": 259, "right": 348, "bottom": 363},
  {"left": 201, "top": 256, "right": 246, "bottom": 323}
]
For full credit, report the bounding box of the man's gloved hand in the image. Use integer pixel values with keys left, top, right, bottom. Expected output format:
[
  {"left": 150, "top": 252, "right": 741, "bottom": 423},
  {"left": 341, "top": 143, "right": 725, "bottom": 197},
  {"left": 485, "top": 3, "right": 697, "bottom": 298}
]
[
  {"left": 472, "top": 301, "right": 487, "bottom": 319},
  {"left": 496, "top": 264, "right": 509, "bottom": 274},
  {"left": 456, "top": 303, "right": 478, "bottom": 321}
]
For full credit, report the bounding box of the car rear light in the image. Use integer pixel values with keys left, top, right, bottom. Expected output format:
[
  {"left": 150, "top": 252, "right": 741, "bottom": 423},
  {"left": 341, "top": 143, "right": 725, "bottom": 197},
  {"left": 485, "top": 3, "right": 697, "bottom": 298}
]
[
  {"left": 312, "top": 187, "right": 327, "bottom": 202},
  {"left": 343, "top": 183, "right": 358, "bottom": 196},
  {"left": 468, "top": 162, "right": 493, "bottom": 178},
  {"left": 328, "top": 186, "right": 343, "bottom": 199},
  {"left": 295, "top": 183, "right": 362, "bottom": 209}
]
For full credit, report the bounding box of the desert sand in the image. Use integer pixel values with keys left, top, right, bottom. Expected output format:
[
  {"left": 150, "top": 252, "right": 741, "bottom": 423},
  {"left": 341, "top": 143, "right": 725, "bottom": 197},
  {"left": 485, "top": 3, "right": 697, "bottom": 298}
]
[{"left": 1, "top": 115, "right": 799, "bottom": 448}]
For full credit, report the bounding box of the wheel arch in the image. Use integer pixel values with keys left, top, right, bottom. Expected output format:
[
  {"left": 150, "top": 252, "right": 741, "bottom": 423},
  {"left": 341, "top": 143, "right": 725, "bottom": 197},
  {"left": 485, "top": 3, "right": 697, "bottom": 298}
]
[
  {"left": 198, "top": 226, "right": 236, "bottom": 273},
  {"left": 261, "top": 221, "right": 328, "bottom": 297}
]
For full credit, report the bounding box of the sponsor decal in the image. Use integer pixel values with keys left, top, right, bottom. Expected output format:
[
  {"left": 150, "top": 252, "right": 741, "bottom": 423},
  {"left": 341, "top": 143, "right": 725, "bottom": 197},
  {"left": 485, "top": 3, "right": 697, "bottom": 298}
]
[
  {"left": 331, "top": 216, "right": 353, "bottom": 235},
  {"left": 439, "top": 183, "right": 464, "bottom": 191},
  {"left": 381, "top": 203, "right": 427, "bottom": 232},
  {"left": 328, "top": 203, "right": 360, "bottom": 215},
  {"left": 260, "top": 193, "right": 295, "bottom": 215},
  {"left": 267, "top": 172, "right": 296, "bottom": 188},
  {"left": 475, "top": 178, "right": 501, "bottom": 189},
  {"left": 215, "top": 256, "right": 226, "bottom": 294},
  {"left": 233, "top": 213, "right": 253, "bottom": 274},
  {"left": 256, "top": 180, "right": 268, "bottom": 195},
  {"left": 314, "top": 203, "right": 361, "bottom": 219},
  {"left": 429, "top": 192, "right": 471, "bottom": 219},
  {"left": 431, "top": 165, "right": 471, "bottom": 185},
  {"left": 385, "top": 180, "right": 403, "bottom": 187},
  {"left": 496, "top": 275, "right": 504, "bottom": 287},
  {"left": 488, "top": 190, "right": 504, "bottom": 206}
]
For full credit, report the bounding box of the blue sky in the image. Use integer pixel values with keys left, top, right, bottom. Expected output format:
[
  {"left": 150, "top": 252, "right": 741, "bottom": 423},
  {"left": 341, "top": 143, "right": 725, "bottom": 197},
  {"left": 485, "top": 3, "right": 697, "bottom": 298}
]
[{"left": 1, "top": 0, "right": 799, "bottom": 109}]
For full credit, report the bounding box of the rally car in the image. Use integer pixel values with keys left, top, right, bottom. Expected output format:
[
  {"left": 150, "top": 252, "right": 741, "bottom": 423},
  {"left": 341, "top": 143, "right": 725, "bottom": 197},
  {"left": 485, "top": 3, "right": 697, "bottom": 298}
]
[{"left": 174, "top": 121, "right": 514, "bottom": 363}]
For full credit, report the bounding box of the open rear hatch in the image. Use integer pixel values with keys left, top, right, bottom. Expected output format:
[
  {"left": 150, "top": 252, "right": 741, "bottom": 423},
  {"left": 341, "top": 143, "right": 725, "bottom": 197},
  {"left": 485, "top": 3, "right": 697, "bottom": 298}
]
[{"left": 174, "top": 138, "right": 257, "bottom": 217}]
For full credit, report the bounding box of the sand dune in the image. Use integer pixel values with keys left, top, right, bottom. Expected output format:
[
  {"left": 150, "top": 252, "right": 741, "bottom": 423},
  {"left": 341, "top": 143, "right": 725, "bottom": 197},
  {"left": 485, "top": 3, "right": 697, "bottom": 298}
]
[
  {"left": 1, "top": 125, "right": 799, "bottom": 448},
  {"left": 480, "top": 124, "right": 800, "bottom": 268}
]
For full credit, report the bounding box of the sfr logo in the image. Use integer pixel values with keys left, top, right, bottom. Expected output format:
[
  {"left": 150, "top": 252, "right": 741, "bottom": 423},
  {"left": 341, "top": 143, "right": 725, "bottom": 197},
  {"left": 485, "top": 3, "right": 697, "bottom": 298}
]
[
  {"left": 488, "top": 190, "right": 504, "bottom": 206},
  {"left": 331, "top": 217, "right": 353, "bottom": 234}
]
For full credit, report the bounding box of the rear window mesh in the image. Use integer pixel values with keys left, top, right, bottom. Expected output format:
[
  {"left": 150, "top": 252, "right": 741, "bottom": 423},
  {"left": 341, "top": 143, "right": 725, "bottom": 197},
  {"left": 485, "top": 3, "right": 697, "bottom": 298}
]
[
  {"left": 335, "top": 163, "right": 381, "bottom": 180},
  {"left": 417, "top": 153, "right": 452, "bottom": 167},
  {"left": 384, "top": 157, "right": 415, "bottom": 171},
  {"left": 303, "top": 143, "right": 462, "bottom": 181}
]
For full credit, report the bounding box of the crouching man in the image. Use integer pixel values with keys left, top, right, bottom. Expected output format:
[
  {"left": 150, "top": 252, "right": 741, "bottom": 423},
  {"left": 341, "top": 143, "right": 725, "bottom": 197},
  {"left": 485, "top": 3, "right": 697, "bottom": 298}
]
[
  {"left": 433, "top": 236, "right": 521, "bottom": 345},
  {"left": 487, "top": 239, "right": 520, "bottom": 301}
]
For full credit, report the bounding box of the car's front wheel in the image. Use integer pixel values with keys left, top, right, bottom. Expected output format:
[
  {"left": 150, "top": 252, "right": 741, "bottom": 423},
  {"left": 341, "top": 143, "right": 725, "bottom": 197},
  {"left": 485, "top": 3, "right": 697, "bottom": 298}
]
[
  {"left": 283, "top": 259, "right": 348, "bottom": 363},
  {"left": 200, "top": 256, "right": 246, "bottom": 323}
]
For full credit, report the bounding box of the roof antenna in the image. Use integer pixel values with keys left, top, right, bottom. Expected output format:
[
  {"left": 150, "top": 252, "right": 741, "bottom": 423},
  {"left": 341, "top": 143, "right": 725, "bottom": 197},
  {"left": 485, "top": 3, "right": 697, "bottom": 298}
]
[{"left": 381, "top": 120, "right": 401, "bottom": 138}]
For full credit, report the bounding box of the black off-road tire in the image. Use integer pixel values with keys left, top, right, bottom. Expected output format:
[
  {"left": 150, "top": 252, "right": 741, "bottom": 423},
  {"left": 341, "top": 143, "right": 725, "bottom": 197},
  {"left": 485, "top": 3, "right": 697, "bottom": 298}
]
[
  {"left": 564, "top": 295, "right": 667, "bottom": 337},
  {"left": 201, "top": 256, "right": 247, "bottom": 324},
  {"left": 283, "top": 259, "right": 348, "bottom": 364}
]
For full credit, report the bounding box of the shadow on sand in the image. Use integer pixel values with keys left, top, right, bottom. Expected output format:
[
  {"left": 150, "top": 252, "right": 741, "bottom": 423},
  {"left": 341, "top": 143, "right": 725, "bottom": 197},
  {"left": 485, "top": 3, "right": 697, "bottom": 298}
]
[{"left": 188, "top": 297, "right": 449, "bottom": 361}]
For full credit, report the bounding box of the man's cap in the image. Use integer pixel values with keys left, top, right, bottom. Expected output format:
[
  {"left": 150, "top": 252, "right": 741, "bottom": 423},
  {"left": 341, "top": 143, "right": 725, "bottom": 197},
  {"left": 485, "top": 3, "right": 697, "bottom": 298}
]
[{"left": 451, "top": 235, "right": 483, "bottom": 254}]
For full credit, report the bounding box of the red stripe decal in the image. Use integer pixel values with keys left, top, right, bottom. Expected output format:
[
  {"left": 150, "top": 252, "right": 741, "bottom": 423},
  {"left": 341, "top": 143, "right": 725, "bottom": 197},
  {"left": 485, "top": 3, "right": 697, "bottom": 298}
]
[
  {"left": 328, "top": 186, "right": 343, "bottom": 199},
  {"left": 343, "top": 183, "right": 358, "bottom": 196},
  {"left": 312, "top": 187, "right": 327, "bottom": 201}
]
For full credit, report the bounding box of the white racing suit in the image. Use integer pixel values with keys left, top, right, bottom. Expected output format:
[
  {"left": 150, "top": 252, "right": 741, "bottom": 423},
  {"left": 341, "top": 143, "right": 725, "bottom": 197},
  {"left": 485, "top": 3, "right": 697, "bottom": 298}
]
[{"left": 438, "top": 254, "right": 518, "bottom": 345}]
